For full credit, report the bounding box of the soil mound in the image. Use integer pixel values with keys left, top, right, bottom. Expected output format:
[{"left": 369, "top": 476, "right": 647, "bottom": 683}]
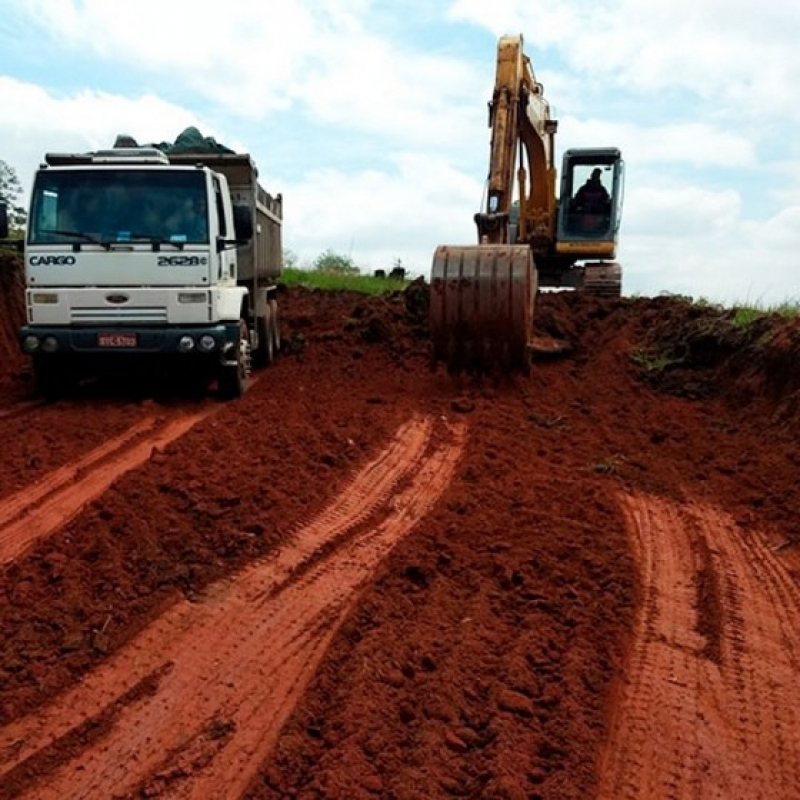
[
  {"left": 0, "top": 251, "right": 27, "bottom": 399},
  {"left": 2, "top": 277, "right": 800, "bottom": 799}
]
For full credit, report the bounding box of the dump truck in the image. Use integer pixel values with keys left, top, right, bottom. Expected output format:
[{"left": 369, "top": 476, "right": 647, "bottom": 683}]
[
  {"left": 19, "top": 129, "right": 282, "bottom": 398},
  {"left": 430, "top": 35, "right": 625, "bottom": 373}
]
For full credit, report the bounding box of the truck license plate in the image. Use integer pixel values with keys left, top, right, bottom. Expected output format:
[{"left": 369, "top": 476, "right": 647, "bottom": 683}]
[{"left": 97, "top": 332, "right": 138, "bottom": 348}]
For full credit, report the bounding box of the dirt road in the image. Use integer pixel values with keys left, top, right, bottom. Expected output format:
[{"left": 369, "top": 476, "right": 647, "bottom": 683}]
[
  {"left": 1, "top": 264, "right": 800, "bottom": 798},
  {"left": 599, "top": 493, "right": 800, "bottom": 799}
]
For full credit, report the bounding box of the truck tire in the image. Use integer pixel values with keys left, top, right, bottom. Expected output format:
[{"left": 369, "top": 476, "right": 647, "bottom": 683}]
[
  {"left": 253, "top": 306, "right": 274, "bottom": 367},
  {"left": 218, "top": 320, "right": 251, "bottom": 399},
  {"left": 269, "top": 298, "right": 281, "bottom": 353}
]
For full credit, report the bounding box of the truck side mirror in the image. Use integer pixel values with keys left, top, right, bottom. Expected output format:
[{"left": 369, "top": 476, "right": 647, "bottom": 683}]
[
  {"left": 232, "top": 204, "right": 253, "bottom": 242},
  {"left": 0, "top": 203, "right": 8, "bottom": 239}
]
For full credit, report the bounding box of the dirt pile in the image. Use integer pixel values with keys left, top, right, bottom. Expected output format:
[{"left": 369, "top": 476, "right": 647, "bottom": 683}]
[
  {"left": 1, "top": 276, "right": 800, "bottom": 798},
  {"left": 0, "top": 251, "right": 27, "bottom": 398}
]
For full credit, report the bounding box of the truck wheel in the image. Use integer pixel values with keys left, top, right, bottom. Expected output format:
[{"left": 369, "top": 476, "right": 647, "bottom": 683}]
[
  {"left": 253, "top": 306, "right": 274, "bottom": 367},
  {"left": 218, "top": 320, "right": 251, "bottom": 399},
  {"left": 269, "top": 298, "right": 281, "bottom": 353}
]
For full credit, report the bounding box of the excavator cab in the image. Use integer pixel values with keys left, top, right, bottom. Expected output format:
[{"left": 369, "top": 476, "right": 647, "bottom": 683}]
[{"left": 557, "top": 148, "right": 624, "bottom": 248}]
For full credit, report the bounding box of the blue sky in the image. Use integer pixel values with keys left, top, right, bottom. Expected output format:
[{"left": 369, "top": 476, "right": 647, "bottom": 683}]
[{"left": 1, "top": 0, "right": 798, "bottom": 304}]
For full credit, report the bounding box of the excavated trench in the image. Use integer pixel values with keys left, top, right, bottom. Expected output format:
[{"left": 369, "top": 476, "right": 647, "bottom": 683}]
[{"left": 1, "top": 250, "right": 800, "bottom": 799}]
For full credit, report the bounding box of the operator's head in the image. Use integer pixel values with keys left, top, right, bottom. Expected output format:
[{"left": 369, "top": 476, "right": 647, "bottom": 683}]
[{"left": 591, "top": 168, "right": 602, "bottom": 179}]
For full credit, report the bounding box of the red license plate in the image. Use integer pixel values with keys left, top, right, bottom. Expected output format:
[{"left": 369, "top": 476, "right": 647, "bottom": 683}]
[{"left": 97, "top": 332, "right": 138, "bottom": 348}]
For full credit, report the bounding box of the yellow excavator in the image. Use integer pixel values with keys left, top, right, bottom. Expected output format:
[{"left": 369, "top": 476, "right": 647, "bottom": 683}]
[{"left": 430, "top": 34, "right": 624, "bottom": 372}]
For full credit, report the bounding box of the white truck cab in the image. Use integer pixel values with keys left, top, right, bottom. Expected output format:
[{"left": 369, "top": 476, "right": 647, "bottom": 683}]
[{"left": 21, "top": 146, "right": 282, "bottom": 398}]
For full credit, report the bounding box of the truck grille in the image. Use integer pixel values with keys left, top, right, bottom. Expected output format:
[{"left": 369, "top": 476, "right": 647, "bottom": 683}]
[{"left": 70, "top": 307, "right": 168, "bottom": 323}]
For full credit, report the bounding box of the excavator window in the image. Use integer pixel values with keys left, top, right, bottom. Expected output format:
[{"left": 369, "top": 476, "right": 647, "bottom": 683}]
[{"left": 561, "top": 162, "right": 617, "bottom": 239}]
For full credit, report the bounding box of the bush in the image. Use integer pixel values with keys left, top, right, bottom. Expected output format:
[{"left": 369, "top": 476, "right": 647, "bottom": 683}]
[{"left": 313, "top": 249, "right": 359, "bottom": 276}]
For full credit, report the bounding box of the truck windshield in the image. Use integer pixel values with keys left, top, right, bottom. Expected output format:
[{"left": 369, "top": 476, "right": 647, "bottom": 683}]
[{"left": 28, "top": 168, "right": 209, "bottom": 246}]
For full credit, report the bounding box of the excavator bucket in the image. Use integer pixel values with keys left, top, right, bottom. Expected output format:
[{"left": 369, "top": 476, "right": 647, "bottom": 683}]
[{"left": 430, "top": 244, "right": 536, "bottom": 374}]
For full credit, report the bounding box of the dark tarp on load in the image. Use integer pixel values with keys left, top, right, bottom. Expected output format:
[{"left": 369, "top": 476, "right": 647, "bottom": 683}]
[{"left": 112, "top": 127, "right": 235, "bottom": 155}]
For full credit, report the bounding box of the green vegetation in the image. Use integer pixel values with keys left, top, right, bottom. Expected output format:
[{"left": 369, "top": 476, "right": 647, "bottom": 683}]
[
  {"left": 730, "top": 307, "right": 764, "bottom": 328},
  {"left": 629, "top": 345, "right": 687, "bottom": 373},
  {"left": 313, "top": 249, "right": 360, "bottom": 276},
  {"left": 0, "top": 160, "right": 27, "bottom": 237},
  {"left": 281, "top": 267, "right": 410, "bottom": 295},
  {"left": 281, "top": 248, "right": 412, "bottom": 295},
  {"left": 630, "top": 294, "right": 800, "bottom": 379},
  {"left": 659, "top": 293, "right": 800, "bottom": 325},
  {"left": 730, "top": 303, "right": 800, "bottom": 327}
]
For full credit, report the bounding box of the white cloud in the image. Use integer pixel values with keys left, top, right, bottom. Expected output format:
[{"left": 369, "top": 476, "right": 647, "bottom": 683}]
[
  {"left": 751, "top": 206, "right": 800, "bottom": 252},
  {"left": 0, "top": 76, "right": 208, "bottom": 195},
  {"left": 283, "top": 153, "right": 483, "bottom": 276},
  {"left": 621, "top": 195, "right": 800, "bottom": 305},
  {"left": 10, "top": 1, "right": 489, "bottom": 151},
  {"left": 294, "top": 38, "right": 487, "bottom": 153},
  {"left": 17, "top": 0, "right": 317, "bottom": 113},
  {"left": 556, "top": 117, "right": 756, "bottom": 169},
  {"left": 624, "top": 182, "right": 742, "bottom": 237},
  {"left": 447, "top": 0, "right": 800, "bottom": 121}
]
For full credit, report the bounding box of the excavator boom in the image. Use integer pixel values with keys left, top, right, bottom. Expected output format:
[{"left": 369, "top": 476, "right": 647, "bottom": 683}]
[{"left": 429, "top": 34, "right": 624, "bottom": 373}]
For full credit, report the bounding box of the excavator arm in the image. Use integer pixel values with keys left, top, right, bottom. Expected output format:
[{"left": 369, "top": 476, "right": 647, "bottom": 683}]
[{"left": 476, "top": 35, "right": 558, "bottom": 251}]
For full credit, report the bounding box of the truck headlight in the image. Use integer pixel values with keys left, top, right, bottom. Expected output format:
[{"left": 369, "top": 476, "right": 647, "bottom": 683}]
[
  {"left": 198, "top": 335, "right": 216, "bottom": 352},
  {"left": 178, "top": 335, "right": 195, "bottom": 352},
  {"left": 42, "top": 336, "right": 59, "bottom": 353},
  {"left": 22, "top": 335, "right": 40, "bottom": 353},
  {"left": 178, "top": 292, "right": 207, "bottom": 304}
]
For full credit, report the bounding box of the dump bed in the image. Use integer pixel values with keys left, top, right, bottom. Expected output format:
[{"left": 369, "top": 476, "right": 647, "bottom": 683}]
[{"left": 167, "top": 152, "right": 283, "bottom": 282}]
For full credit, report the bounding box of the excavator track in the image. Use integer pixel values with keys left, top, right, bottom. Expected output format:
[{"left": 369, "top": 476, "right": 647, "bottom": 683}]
[
  {"left": 430, "top": 244, "right": 536, "bottom": 374},
  {"left": 582, "top": 262, "right": 622, "bottom": 297}
]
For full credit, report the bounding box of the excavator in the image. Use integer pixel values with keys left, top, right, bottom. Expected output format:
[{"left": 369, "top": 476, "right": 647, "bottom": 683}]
[{"left": 430, "top": 34, "right": 624, "bottom": 372}]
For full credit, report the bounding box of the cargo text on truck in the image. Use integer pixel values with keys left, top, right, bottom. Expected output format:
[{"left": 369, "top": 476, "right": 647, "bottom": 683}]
[{"left": 16, "top": 130, "right": 283, "bottom": 399}]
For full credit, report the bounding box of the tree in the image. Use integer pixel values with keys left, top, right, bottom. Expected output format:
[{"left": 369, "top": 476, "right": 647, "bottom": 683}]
[
  {"left": 0, "top": 161, "right": 27, "bottom": 233},
  {"left": 389, "top": 257, "right": 406, "bottom": 281},
  {"left": 313, "top": 249, "right": 359, "bottom": 275}
]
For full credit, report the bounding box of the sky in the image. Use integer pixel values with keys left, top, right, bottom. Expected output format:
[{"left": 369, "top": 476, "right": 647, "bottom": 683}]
[{"left": 1, "top": 0, "right": 798, "bottom": 305}]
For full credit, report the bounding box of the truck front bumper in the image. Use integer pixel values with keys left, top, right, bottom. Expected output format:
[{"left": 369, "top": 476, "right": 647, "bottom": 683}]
[{"left": 20, "top": 323, "right": 241, "bottom": 357}]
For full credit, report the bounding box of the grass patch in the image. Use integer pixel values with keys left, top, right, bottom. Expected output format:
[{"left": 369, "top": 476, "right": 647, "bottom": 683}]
[
  {"left": 730, "top": 307, "right": 764, "bottom": 328},
  {"left": 629, "top": 345, "right": 688, "bottom": 372},
  {"left": 730, "top": 303, "right": 800, "bottom": 328},
  {"left": 281, "top": 267, "right": 410, "bottom": 296},
  {"left": 658, "top": 293, "right": 800, "bottom": 327}
]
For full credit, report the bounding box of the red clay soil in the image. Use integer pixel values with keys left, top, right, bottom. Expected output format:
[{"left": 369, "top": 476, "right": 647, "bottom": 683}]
[
  {"left": 0, "top": 250, "right": 29, "bottom": 404},
  {"left": 0, "top": 253, "right": 799, "bottom": 798}
]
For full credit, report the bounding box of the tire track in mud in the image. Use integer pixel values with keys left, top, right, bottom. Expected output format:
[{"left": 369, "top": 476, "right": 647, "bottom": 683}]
[
  {"left": 0, "top": 400, "right": 44, "bottom": 422},
  {"left": 0, "top": 415, "right": 466, "bottom": 800},
  {"left": 597, "top": 492, "right": 800, "bottom": 800},
  {"left": 0, "top": 410, "right": 214, "bottom": 567}
]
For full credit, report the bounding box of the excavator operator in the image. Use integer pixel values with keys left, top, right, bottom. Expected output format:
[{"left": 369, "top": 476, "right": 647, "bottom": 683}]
[{"left": 573, "top": 168, "right": 611, "bottom": 214}]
